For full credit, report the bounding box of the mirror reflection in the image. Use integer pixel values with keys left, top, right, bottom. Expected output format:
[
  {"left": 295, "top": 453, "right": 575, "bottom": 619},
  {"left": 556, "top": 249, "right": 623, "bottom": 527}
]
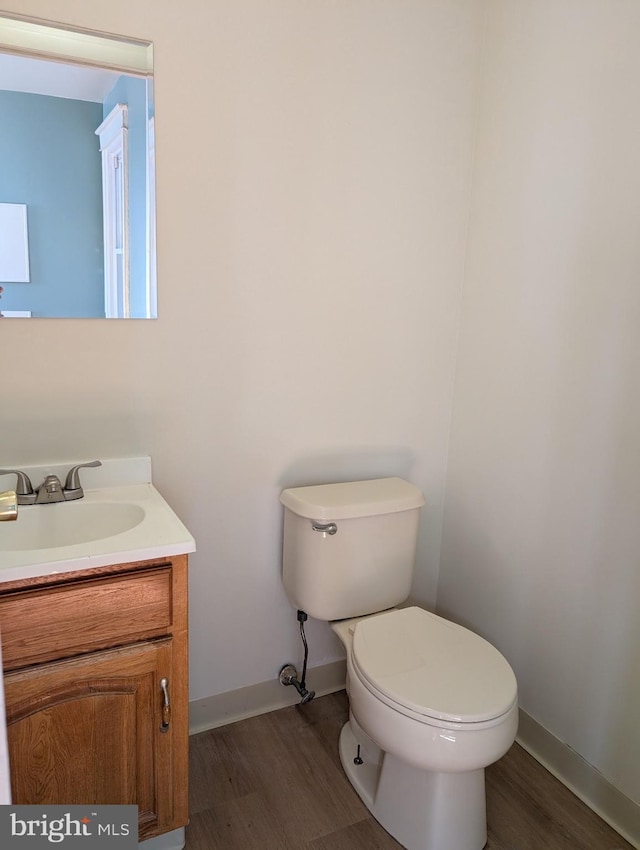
[{"left": 0, "top": 19, "right": 156, "bottom": 319}]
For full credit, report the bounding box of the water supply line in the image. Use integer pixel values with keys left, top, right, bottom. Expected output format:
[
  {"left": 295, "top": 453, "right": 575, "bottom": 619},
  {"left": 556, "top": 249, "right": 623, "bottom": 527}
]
[{"left": 279, "top": 610, "right": 316, "bottom": 704}]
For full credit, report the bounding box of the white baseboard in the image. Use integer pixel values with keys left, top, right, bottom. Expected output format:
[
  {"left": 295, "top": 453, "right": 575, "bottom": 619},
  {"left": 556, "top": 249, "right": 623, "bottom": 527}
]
[
  {"left": 189, "top": 659, "right": 347, "bottom": 735},
  {"left": 517, "top": 709, "right": 639, "bottom": 849}
]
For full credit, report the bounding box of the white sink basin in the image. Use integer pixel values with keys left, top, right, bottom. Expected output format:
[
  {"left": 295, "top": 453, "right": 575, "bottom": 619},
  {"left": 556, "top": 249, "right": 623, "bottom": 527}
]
[{"left": 2, "top": 501, "right": 146, "bottom": 551}]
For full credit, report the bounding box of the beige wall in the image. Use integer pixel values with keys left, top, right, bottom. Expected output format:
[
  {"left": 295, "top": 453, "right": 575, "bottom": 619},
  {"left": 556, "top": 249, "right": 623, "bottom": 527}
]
[
  {"left": 0, "top": 0, "right": 482, "bottom": 698},
  {"left": 440, "top": 0, "right": 640, "bottom": 805}
]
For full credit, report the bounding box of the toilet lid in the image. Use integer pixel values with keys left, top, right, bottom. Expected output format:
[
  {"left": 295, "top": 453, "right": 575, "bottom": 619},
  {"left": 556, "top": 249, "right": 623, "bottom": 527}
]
[{"left": 351, "top": 607, "right": 517, "bottom": 724}]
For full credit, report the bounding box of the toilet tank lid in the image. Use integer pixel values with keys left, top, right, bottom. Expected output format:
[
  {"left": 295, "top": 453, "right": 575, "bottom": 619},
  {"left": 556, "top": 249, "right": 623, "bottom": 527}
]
[{"left": 280, "top": 477, "right": 425, "bottom": 520}]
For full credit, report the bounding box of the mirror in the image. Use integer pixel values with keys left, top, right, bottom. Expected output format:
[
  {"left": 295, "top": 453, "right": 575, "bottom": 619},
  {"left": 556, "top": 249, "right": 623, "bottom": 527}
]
[{"left": 0, "top": 14, "right": 156, "bottom": 319}]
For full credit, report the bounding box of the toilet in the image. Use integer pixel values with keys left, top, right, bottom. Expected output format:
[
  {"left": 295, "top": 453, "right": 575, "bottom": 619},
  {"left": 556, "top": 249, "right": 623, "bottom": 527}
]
[{"left": 280, "top": 477, "right": 518, "bottom": 850}]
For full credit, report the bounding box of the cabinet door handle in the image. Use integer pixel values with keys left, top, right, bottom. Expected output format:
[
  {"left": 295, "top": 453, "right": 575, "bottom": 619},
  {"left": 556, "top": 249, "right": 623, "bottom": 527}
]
[{"left": 160, "top": 677, "right": 171, "bottom": 732}]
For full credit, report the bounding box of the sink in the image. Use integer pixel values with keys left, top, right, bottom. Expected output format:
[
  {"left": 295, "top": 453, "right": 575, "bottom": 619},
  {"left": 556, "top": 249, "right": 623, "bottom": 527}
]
[
  {"left": 1, "top": 501, "right": 145, "bottom": 551},
  {"left": 0, "top": 458, "right": 195, "bottom": 582}
]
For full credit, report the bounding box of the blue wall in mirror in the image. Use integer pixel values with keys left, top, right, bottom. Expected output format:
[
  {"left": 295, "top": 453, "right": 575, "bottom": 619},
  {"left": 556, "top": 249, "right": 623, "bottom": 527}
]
[{"left": 0, "top": 90, "right": 104, "bottom": 317}]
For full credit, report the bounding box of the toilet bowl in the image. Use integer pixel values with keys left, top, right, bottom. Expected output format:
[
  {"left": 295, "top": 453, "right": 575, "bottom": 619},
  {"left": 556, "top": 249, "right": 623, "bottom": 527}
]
[{"left": 332, "top": 607, "right": 518, "bottom": 850}]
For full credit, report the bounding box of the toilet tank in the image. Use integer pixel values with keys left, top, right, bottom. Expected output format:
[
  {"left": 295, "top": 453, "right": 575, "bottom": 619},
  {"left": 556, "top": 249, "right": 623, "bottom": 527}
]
[{"left": 280, "top": 477, "right": 425, "bottom": 621}]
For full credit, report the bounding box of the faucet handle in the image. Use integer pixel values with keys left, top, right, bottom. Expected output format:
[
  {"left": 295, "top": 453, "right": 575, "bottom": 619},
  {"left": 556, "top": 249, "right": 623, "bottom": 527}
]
[
  {"left": 0, "top": 469, "right": 36, "bottom": 504},
  {"left": 63, "top": 460, "right": 102, "bottom": 500}
]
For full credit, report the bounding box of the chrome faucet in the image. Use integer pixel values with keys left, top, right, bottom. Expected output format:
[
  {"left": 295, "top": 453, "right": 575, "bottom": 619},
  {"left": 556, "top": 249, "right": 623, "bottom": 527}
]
[
  {"left": 35, "top": 474, "right": 66, "bottom": 504},
  {"left": 0, "top": 461, "right": 102, "bottom": 506},
  {"left": 0, "top": 489, "right": 18, "bottom": 521}
]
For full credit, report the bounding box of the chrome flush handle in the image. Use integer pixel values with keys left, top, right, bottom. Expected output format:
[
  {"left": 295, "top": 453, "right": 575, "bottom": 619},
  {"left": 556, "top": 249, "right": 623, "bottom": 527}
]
[{"left": 311, "top": 522, "right": 338, "bottom": 536}]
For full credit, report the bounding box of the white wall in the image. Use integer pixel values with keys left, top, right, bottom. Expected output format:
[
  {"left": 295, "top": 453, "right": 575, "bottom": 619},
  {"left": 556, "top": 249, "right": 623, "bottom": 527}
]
[
  {"left": 0, "top": 1, "right": 482, "bottom": 699},
  {"left": 439, "top": 0, "right": 640, "bottom": 805}
]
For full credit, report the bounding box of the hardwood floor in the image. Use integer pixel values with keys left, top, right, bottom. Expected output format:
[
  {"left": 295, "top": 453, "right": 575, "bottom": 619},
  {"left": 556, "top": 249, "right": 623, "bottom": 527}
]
[{"left": 187, "top": 691, "right": 633, "bottom": 850}]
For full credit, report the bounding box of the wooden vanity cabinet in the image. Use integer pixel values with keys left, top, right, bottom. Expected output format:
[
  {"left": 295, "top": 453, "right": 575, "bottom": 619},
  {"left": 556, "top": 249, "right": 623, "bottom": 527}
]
[{"left": 0, "top": 554, "right": 189, "bottom": 843}]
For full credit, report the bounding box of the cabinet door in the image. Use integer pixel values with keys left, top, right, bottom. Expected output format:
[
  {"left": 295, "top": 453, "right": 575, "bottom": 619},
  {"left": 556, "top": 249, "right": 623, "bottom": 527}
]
[{"left": 4, "top": 639, "right": 175, "bottom": 840}]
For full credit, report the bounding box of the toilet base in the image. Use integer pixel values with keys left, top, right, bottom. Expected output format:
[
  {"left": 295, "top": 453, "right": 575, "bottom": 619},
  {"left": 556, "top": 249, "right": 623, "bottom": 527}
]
[{"left": 339, "top": 717, "right": 487, "bottom": 850}]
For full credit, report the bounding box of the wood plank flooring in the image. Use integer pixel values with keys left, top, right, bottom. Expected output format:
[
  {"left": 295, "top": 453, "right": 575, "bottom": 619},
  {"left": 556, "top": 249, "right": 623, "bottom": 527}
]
[{"left": 187, "top": 690, "right": 634, "bottom": 850}]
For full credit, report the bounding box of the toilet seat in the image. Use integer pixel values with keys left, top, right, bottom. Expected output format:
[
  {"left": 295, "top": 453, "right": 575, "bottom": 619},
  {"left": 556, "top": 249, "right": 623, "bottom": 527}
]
[{"left": 351, "top": 607, "right": 517, "bottom": 726}]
